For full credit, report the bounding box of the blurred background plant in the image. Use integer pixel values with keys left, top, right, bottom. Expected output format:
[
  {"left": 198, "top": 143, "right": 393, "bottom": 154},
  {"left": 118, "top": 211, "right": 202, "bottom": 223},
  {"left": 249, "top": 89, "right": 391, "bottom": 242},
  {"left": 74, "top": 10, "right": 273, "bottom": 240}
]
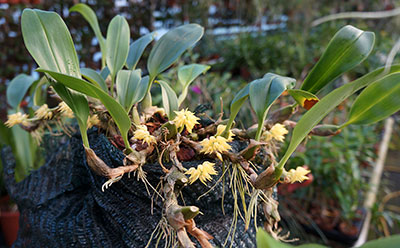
[{"left": 279, "top": 123, "right": 380, "bottom": 245}]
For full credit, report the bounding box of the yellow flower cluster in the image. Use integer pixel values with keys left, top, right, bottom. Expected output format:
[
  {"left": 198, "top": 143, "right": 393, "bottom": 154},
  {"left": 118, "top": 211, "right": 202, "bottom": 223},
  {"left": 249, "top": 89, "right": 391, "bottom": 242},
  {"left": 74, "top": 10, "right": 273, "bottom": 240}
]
[
  {"left": 185, "top": 161, "right": 218, "bottom": 184},
  {"left": 87, "top": 115, "right": 100, "bottom": 129},
  {"left": 216, "top": 124, "right": 234, "bottom": 142},
  {"left": 173, "top": 109, "right": 200, "bottom": 133},
  {"left": 200, "top": 136, "right": 231, "bottom": 161},
  {"left": 286, "top": 167, "right": 311, "bottom": 183},
  {"left": 5, "top": 112, "right": 29, "bottom": 127},
  {"left": 133, "top": 125, "right": 156, "bottom": 146},
  {"left": 262, "top": 123, "right": 288, "bottom": 142},
  {"left": 58, "top": 102, "right": 74, "bottom": 118},
  {"left": 35, "top": 104, "right": 53, "bottom": 120}
]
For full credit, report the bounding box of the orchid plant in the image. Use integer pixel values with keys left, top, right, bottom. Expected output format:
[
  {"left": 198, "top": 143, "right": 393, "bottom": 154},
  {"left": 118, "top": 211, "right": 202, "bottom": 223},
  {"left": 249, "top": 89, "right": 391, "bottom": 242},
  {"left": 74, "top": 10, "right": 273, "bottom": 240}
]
[{"left": 5, "top": 4, "right": 400, "bottom": 248}]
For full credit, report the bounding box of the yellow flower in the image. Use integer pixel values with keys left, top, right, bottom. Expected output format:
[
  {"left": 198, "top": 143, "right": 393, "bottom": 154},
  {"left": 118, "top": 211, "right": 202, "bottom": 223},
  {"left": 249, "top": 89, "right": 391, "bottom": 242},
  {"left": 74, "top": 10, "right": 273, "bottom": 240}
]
[
  {"left": 216, "top": 124, "right": 234, "bottom": 142},
  {"left": 185, "top": 161, "right": 218, "bottom": 184},
  {"left": 200, "top": 136, "right": 231, "bottom": 161},
  {"left": 31, "top": 127, "right": 44, "bottom": 145},
  {"left": 87, "top": 114, "right": 100, "bottom": 129},
  {"left": 262, "top": 123, "right": 288, "bottom": 142},
  {"left": 173, "top": 109, "right": 200, "bottom": 133},
  {"left": 35, "top": 104, "right": 53, "bottom": 120},
  {"left": 133, "top": 125, "right": 156, "bottom": 146},
  {"left": 5, "top": 112, "right": 29, "bottom": 127},
  {"left": 286, "top": 167, "right": 311, "bottom": 183},
  {"left": 58, "top": 102, "right": 74, "bottom": 118}
]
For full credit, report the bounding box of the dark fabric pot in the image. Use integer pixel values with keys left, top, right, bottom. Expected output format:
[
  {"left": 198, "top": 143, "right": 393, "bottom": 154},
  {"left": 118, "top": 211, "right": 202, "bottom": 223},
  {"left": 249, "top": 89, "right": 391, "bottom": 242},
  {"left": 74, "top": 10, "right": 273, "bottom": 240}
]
[{"left": 2, "top": 131, "right": 258, "bottom": 247}]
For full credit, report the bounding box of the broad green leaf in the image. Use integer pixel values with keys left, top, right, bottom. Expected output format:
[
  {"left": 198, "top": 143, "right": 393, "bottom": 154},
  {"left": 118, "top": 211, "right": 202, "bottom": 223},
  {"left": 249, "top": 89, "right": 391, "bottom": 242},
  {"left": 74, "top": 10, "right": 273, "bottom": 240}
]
[
  {"left": 81, "top": 68, "right": 108, "bottom": 92},
  {"left": 256, "top": 227, "right": 400, "bottom": 248},
  {"left": 70, "top": 3, "right": 106, "bottom": 66},
  {"left": 250, "top": 73, "right": 296, "bottom": 122},
  {"left": 345, "top": 72, "right": 400, "bottom": 126},
  {"left": 278, "top": 65, "right": 400, "bottom": 171},
  {"left": 287, "top": 89, "right": 319, "bottom": 110},
  {"left": 38, "top": 69, "right": 132, "bottom": 149},
  {"left": 116, "top": 69, "right": 149, "bottom": 112},
  {"left": 11, "top": 125, "right": 34, "bottom": 182},
  {"left": 157, "top": 80, "right": 179, "bottom": 120},
  {"left": 126, "top": 32, "right": 155, "bottom": 70},
  {"left": 222, "top": 83, "right": 250, "bottom": 138},
  {"left": 50, "top": 81, "right": 90, "bottom": 143},
  {"left": 256, "top": 228, "right": 325, "bottom": 248},
  {"left": 21, "top": 9, "right": 81, "bottom": 78},
  {"left": 360, "top": 235, "right": 400, "bottom": 248},
  {"left": 106, "top": 15, "right": 130, "bottom": 79},
  {"left": 249, "top": 73, "right": 295, "bottom": 140},
  {"left": 177, "top": 63, "right": 210, "bottom": 105},
  {"left": 6, "top": 74, "right": 36, "bottom": 109},
  {"left": 100, "top": 66, "right": 110, "bottom": 80},
  {"left": 21, "top": 9, "right": 89, "bottom": 146},
  {"left": 147, "top": 24, "right": 204, "bottom": 80},
  {"left": 301, "top": 25, "right": 375, "bottom": 94},
  {"left": 0, "top": 121, "right": 12, "bottom": 146}
]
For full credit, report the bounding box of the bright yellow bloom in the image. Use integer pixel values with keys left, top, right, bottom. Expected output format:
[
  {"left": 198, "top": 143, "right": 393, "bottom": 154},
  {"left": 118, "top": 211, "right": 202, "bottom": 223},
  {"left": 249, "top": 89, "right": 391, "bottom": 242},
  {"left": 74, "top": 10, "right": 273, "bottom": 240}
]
[
  {"left": 35, "top": 104, "right": 53, "bottom": 120},
  {"left": 200, "top": 136, "right": 231, "bottom": 161},
  {"left": 262, "top": 123, "right": 288, "bottom": 142},
  {"left": 87, "top": 115, "right": 100, "bottom": 129},
  {"left": 173, "top": 109, "right": 200, "bottom": 133},
  {"left": 58, "top": 102, "right": 74, "bottom": 118},
  {"left": 286, "top": 167, "right": 311, "bottom": 183},
  {"left": 216, "top": 124, "right": 234, "bottom": 142},
  {"left": 133, "top": 125, "right": 156, "bottom": 146},
  {"left": 5, "top": 112, "right": 29, "bottom": 127},
  {"left": 185, "top": 161, "right": 218, "bottom": 184}
]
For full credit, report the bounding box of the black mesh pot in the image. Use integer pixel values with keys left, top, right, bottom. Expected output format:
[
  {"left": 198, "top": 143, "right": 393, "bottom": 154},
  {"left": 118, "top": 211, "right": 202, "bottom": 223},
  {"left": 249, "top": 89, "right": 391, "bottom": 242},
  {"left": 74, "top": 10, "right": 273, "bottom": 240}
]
[{"left": 2, "top": 130, "right": 258, "bottom": 247}]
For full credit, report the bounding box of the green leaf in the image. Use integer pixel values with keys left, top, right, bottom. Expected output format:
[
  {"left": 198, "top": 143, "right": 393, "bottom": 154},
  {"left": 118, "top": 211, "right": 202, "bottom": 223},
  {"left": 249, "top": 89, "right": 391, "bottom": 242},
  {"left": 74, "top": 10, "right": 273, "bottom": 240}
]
[
  {"left": 147, "top": 24, "right": 204, "bottom": 80},
  {"left": 116, "top": 69, "right": 149, "bottom": 112},
  {"left": 100, "top": 66, "right": 110, "bottom": 80},
  {"left": 50, "top": 81, "right": 90, "bottom": 140},
  {"left": 21, "top": 9, "right": 89, "bottom": 146},
  {"left": 177, "top": 63, "right": 210, "bottom": 105},
  {"left": 287, "top": 89, "right": 319, "bottom": 110},
  {"left": 38, "top": 69, "right": 132, "bottom": 150},
  {"left": 81, "top": 68, "right": 108, "bottom": 92},
  {"left": 249, "top": 73, "right": 296, "bottom": 140},
  {"left": 344, "top": 72, "right": 400, "bottom": 126},
  {"left": 11, "top": 125, "right": 34, "bottom": 182},
  {"left": 256, "top": 228, "right": 326, "bottom": 248},
  {"left": 106, "top": 15, "right": 130, "bottom": 79},
  {"left": 301, "top": 25, "right": 375, "bottom": 94},
  {"left": 360, "top": 235, "right": 400, "bottom": 248},
  {"left": 126, "top": 32, "right": 155, "bottom": 70},
  {"left": 157, "top": 80, "right": 179, "bottom": 120},
  {"left": 6, "top": 74, "right": 36, "bottom": 109},
  {"left": 278, "top": 65, "right": 400, "bottom": 171},
  {"left": 21, "top": 9, "right": 81, "bottom": 78},
  {"left": 70, "top": 3, "right": 106, "bottom": 66},
  {"left": 0, "top": 121, "right": 12, "bottom": 146}
]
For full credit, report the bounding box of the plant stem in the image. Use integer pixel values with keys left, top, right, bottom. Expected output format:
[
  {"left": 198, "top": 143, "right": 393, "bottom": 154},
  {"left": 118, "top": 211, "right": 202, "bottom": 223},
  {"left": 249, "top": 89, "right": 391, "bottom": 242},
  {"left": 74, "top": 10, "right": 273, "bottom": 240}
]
[
  {"left": 222, "top": 115, "right": 235, "bottom": 138},
  {"left": 142, "top": 75, "right": 155, "bottom": 109},
  {"left": 255, "top": 119, "right": 263, "bottom": 141},
  {"left": 78, "top": 120, "right": 90, "bottom": 148},
  {"left": 110, "top": 73, "right": 116, "bottom": 97},
  {"left": 131, "top": 106, "right": 141, "bottom": 125}
]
